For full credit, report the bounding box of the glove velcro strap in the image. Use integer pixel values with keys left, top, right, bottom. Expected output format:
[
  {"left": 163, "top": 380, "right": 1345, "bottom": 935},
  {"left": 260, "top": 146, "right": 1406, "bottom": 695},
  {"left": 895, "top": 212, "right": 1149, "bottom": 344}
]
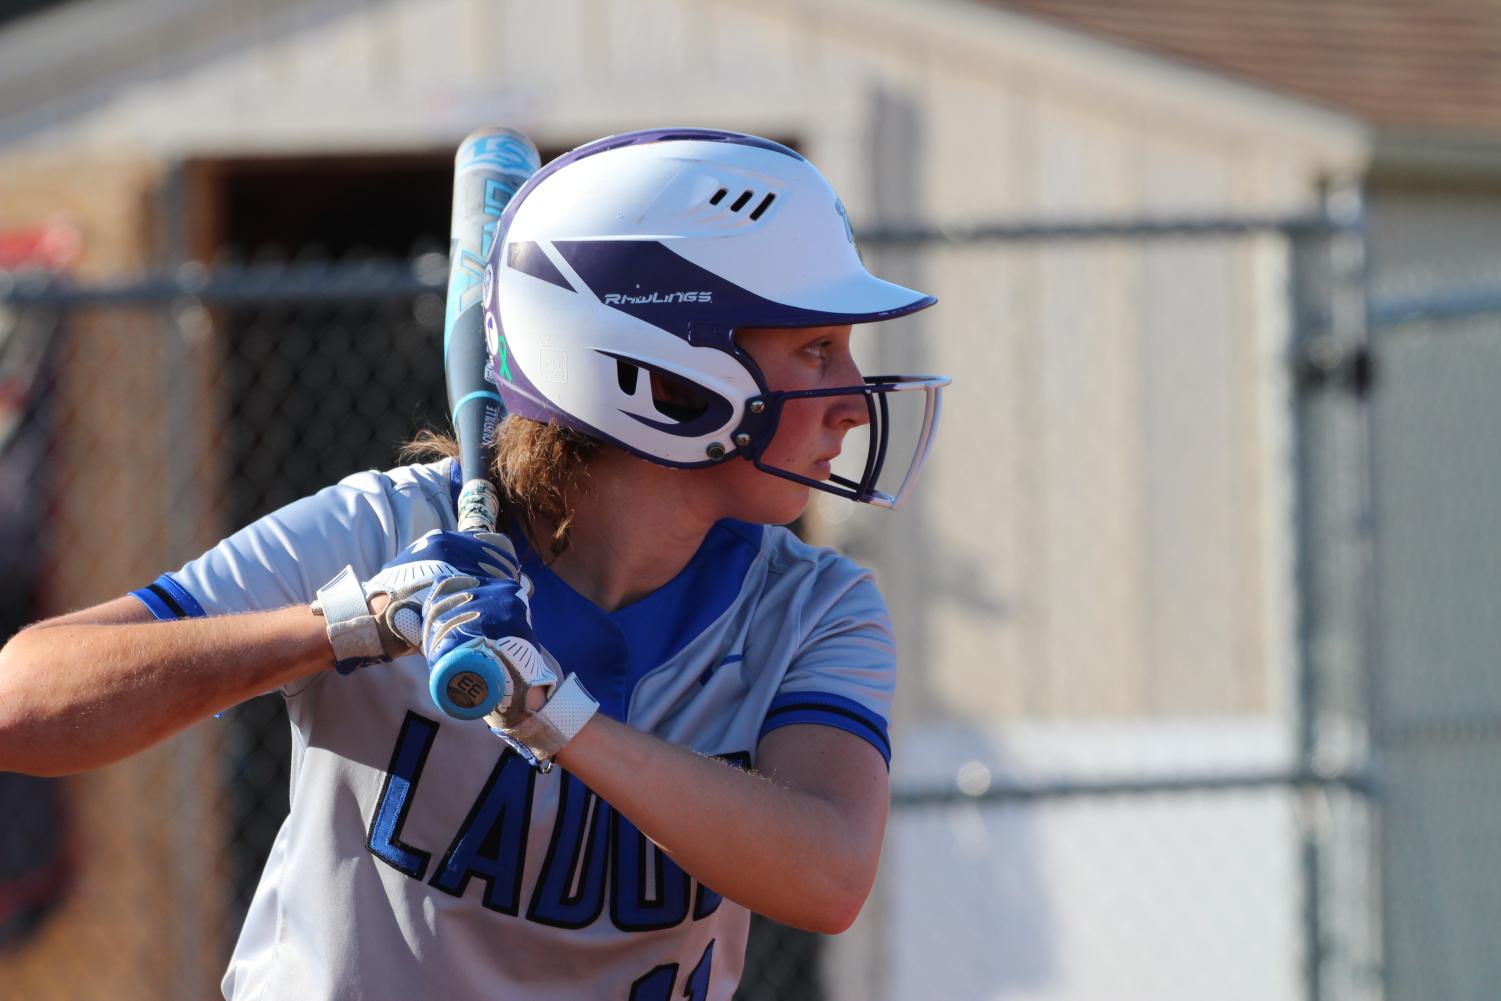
[
  {"left": 312, "top": 565, "right": 383, "bottom": 673},
  {"left": 508, "top": 674, "right": 600, "bottom": 763}
]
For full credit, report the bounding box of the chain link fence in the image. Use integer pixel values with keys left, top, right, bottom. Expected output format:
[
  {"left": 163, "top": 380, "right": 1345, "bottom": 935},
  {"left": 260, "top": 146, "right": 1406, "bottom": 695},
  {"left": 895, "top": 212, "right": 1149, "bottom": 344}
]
[
  {"left": 1364, "top": 278, "right": 1501, "bottom": 1001},
  {"left": 850, "top": 211, "right": 1379, "bottom": 1001},
  {"left": 0, "top": 209, "right": 1494, "bottom": 1000}
]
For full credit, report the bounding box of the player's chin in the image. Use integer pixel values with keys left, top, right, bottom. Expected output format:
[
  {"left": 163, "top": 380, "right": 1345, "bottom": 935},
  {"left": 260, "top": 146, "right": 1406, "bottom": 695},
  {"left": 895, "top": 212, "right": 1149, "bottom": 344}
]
[
  {"left": 770, "top": 487, "right": 813, "bottom": 526},
  {"left": 735, "top": 473, "right": 813, "bottom": 526}
]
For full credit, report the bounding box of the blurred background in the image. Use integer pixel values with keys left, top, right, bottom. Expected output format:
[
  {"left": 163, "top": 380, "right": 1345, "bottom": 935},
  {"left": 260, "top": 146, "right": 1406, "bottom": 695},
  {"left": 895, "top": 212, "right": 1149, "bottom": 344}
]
[{"left": 1, "top": 0, "right": 1499, "bottom": 999}]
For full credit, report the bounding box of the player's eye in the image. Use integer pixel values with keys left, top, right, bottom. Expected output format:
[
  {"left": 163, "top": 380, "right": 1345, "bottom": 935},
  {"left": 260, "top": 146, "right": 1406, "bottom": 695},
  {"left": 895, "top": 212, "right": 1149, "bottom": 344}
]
[{"left": 803, "top": 339, "right": 833, "bottom": 362}]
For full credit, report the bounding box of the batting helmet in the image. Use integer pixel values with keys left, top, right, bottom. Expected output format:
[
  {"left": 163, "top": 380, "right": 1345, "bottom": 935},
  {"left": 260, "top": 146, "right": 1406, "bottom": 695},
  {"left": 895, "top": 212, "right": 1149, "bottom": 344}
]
[{"left": 482, "top": 127, "right": 948, "bottom": 508}]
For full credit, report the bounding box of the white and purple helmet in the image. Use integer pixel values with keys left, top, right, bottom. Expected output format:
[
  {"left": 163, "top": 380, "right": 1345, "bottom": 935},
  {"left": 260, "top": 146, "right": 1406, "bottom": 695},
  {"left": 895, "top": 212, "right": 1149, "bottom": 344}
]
[{"left": 482, "top": 127, "right": 948, "bottom": 509}]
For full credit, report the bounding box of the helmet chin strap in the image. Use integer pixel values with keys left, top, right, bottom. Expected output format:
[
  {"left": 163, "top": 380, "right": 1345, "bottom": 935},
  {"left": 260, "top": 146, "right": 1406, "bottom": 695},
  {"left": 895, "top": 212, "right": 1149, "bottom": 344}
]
[{"left": 740, "top": 374, "right": 949, "bottom": 510}]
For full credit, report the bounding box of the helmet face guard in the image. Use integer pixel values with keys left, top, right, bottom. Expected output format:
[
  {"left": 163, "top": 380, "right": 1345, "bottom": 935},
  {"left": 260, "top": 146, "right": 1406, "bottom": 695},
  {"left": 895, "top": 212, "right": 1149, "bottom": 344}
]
[
  {"left": 483, "top": 127, "right": 951, "bottom": 509},
  {"left": 734, "top": 374, "right": 950, "bottom": 510}
]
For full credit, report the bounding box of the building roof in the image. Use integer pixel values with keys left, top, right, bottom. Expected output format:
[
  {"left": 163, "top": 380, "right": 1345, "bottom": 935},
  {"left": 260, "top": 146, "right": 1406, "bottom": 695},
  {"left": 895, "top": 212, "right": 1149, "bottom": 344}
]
[{"left": 988, "top": 0, "right": 1501, "bottom": 135}]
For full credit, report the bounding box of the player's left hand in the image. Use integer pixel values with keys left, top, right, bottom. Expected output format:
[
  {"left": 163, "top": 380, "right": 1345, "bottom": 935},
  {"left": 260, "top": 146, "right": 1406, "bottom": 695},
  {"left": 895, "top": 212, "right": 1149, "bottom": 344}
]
[
  {"left": 384, "top": 529, "right": 522, "bottom": 582},
  {"left": 311, "top": 529, "right": 524, "bottom": 676}
]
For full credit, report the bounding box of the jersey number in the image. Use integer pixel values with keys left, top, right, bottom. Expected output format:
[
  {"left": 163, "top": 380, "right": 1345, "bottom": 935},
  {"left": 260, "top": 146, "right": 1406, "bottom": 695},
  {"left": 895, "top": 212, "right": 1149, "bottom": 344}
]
[{"left": 629, "top": 940, "right": 714, "bottom": 1001}]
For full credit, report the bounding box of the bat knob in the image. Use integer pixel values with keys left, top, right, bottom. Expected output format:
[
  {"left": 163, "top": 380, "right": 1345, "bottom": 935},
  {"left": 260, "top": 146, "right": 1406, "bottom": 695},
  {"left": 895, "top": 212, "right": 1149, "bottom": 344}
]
[{"left": 428, "top": 640, "right": 507, "bottom": 720}]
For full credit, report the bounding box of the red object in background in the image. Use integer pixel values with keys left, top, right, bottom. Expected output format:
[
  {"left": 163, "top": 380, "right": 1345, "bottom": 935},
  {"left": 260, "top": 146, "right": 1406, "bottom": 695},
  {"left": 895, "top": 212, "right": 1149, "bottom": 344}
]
[
  {"left": 0, "top": 223, "right": 76, "bottom": 953},
  {"left": 0, "top": 222, "right": 82, "bottom": 271},
  {"left": 0, "top": 80, "right": 87, "bottom": 964}
]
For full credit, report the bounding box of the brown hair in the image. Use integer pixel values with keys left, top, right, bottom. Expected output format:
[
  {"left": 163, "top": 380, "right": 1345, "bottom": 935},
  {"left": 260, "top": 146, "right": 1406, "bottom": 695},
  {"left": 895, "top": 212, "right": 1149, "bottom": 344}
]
[{"left": 401, "top": 418, "right": 602, "bottom": 557}]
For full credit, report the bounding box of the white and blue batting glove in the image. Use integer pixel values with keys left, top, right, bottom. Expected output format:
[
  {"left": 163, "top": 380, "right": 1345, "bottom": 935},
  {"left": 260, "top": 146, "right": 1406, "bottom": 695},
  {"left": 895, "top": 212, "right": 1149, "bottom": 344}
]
[
  {"left": 421, "top": 575, "right": 598, "bottom": 771},
  {"left": 389, "top": 528, "right": 523, "bottom": 582},
  {"left": 311, "top": 529, "right": 522, "bottom": 675}
]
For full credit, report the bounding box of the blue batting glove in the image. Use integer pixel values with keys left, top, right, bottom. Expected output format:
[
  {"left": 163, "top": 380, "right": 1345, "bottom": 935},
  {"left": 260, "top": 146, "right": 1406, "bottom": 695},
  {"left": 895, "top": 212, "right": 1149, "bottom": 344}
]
[
  {"left": 310, "top": 530, "right": 521, "bottom": 675},
  {"left": 382, "top": 529, "right": 521, "bottom": 581},
  {"left": 421, "top": 575, "right": 558, "bottom": 720}
]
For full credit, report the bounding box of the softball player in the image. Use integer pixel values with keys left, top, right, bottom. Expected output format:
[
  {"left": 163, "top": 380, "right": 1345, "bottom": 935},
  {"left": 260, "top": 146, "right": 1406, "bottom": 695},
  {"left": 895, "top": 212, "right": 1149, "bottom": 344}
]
[{"left": 0, "top": 130, "right": 949, "bottom": 1000}]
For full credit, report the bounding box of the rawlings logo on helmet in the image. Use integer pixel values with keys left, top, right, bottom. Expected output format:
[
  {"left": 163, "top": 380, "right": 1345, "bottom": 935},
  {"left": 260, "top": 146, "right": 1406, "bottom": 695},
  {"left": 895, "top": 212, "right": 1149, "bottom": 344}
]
[{"left": 602, "top": 291, "right": 714, "bottom": 305}]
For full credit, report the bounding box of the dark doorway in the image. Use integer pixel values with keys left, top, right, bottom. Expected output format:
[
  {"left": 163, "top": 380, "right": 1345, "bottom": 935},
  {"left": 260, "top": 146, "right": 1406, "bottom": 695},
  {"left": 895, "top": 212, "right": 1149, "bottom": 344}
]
[{"left": 196, "top": 153, "right": 455, "bottom": 263}]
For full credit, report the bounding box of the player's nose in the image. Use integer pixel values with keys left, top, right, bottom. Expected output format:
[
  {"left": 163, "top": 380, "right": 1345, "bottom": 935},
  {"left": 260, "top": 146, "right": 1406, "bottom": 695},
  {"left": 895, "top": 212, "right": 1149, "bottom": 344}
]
[{"left": 825, "top": 347, "right": 869, "bottom": 430}]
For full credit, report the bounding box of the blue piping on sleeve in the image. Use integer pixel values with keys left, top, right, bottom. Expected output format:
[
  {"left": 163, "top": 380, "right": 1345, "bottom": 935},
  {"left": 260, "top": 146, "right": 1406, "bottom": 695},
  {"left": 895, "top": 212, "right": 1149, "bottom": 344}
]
[
  {"left": 758, "top": 691, "right": 892, "bottom": 767},
  {"left": 128, "top": 573, "right": 206, "bottom": 622}
]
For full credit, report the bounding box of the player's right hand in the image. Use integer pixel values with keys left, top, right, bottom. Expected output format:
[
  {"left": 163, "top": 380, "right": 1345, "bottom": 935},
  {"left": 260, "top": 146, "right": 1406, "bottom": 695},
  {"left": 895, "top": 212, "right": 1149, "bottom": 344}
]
[{"left": 420, "top": 574, "right": 558, "bottom": 720}]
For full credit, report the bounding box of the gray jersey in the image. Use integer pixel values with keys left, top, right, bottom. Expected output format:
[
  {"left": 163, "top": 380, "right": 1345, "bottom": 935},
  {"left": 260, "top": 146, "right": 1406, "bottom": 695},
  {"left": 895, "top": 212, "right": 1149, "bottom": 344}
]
[{"left": 131, "top": 460, "right": 896, "bottom": 1001}]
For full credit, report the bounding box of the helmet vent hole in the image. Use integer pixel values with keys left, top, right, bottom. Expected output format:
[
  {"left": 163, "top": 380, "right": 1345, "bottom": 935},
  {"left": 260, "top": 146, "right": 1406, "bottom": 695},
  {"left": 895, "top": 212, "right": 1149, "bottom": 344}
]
[
  {"left": 730, "top": 190, "right": 754, "bottom": 212},
  {"left": 749, "top": 193, "right": 776, "bottom": 220},
  {"left": 709, "top": 188, "right": 728, "bottom": 206},
  {"left": 616, "top": 360, "right": 640, "bottom": 396}
]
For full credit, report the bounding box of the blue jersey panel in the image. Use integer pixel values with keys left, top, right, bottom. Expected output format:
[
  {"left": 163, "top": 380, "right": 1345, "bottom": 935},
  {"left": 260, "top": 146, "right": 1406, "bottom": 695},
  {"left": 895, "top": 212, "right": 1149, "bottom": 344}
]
[{"left": 513, "top": 519, "right": 762, "bottom": 722}]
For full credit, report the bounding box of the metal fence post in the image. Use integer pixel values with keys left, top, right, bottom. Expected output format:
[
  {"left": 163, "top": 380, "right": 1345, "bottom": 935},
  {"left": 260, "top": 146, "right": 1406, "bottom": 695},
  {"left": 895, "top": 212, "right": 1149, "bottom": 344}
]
[{"left": 1288, "top": 182, "right": 1382, "bottom": 1001}]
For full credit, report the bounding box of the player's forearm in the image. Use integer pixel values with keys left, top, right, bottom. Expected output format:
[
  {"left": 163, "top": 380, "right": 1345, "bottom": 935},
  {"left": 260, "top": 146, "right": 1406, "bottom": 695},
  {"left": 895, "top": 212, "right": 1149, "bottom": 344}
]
[
  {"left": 555, "top": 716, "right": 876, "bottom": 934},
  {"left": 0, "top": 606, "right": 332, "bottom": 776}
]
